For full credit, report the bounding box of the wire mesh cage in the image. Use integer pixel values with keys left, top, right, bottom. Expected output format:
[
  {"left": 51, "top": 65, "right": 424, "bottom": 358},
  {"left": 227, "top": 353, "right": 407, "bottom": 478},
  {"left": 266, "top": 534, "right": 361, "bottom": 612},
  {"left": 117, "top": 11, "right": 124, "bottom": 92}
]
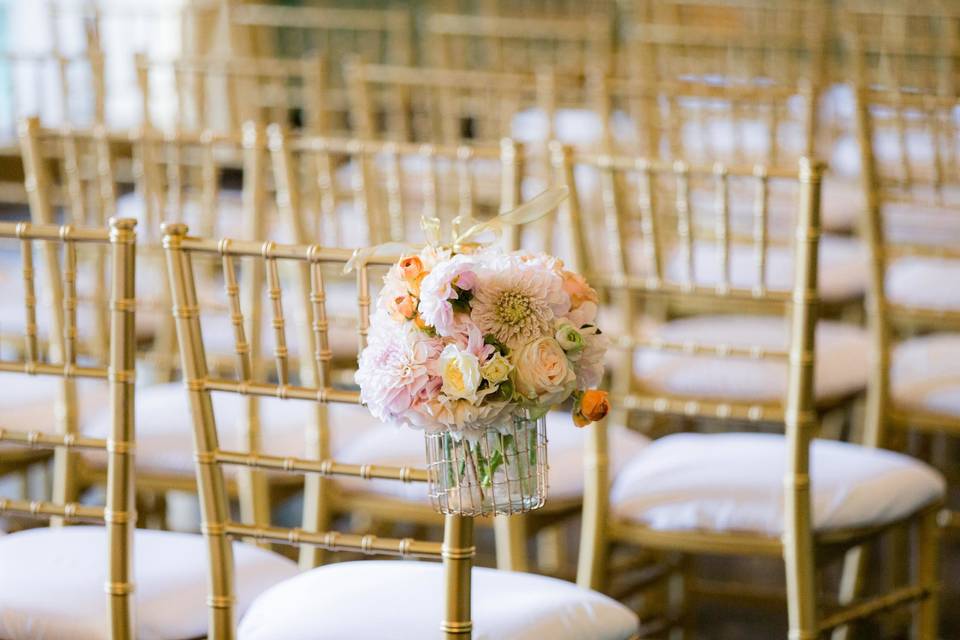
[{"left": 425, "top": 412, "right": 548, "bottom": 516}]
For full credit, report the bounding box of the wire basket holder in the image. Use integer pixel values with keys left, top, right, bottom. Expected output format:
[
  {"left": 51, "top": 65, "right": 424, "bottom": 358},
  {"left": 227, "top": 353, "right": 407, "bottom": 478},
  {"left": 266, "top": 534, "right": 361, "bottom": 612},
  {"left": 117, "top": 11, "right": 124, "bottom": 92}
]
[{"left": 425, "top": 412, "right": 548, "bottom": 517}]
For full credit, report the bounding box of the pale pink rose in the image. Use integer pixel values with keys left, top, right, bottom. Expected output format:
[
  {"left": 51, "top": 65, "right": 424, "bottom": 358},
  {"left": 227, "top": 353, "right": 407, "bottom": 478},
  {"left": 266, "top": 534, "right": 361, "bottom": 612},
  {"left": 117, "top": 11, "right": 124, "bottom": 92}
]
[{"left": 511, "top": 336, "right": 577, "bottom": 407}]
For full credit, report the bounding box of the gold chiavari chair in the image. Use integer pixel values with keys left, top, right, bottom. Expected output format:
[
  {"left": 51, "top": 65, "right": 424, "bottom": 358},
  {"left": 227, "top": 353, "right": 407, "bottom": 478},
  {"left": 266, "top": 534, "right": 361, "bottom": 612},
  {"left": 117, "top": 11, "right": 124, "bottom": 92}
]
[
  {"left": 424, "top": 11, "right": 613, "bottom": 76},
  {"left": 134, "top": 53, "right": 332, "bottom": 136},
  {"left": 160, "top": 221, "right": 640, "bottom": 639},
  {"left": 847, "top": 2, "right": 960, "bottom": 535},
  {"left": 0, "top": 217, "right": 135, "bottom": 635},
  {"left": 266, "top": 127, "right": 651, "bottom": 573},
  {"left": 585, "top": 75, "right": 869, "bottom": 316},
  {"left": 226, "top": 3, "right": 413, "bottom": 134},
  {"left": 554, "top": 149, "right": 944, "bottom": 637},
  {"left": 0, "top": 218, "right": 300, "bottom": 638},
  {"left": 17, "top": 118, "right": 326, "bottom": 535}
]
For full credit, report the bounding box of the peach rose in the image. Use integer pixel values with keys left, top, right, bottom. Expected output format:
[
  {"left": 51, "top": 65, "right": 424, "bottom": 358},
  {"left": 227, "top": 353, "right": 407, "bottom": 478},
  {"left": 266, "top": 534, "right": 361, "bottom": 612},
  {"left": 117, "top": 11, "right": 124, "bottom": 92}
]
[
  {"left": 391, "top": 294, "right": 418, "bottom": 321},
  {"left": 512, "top": 337, "right": 577, "bottom": 406},
  {"left": 573, "top": 389, "right": 610, "bottom": 427},
  {"left": 562, "top": 270, "right": 599, "bottom": 326},
  {"left": 399, "top": 255, "right": 424, "bottom": 281}
]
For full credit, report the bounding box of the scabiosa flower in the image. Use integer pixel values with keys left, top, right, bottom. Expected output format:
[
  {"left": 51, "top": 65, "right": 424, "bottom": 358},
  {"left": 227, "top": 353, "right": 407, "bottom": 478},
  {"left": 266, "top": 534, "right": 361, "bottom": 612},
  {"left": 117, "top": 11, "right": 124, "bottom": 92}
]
[{"left": 470, "top": 254, "right": 570, "bottom": 350}]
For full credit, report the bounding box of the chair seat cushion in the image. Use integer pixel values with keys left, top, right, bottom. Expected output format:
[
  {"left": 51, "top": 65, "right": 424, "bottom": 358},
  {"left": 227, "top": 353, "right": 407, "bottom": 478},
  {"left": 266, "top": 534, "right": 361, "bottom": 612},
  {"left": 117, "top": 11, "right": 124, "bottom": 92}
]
[
  {"left": 610, "top": 432, "right": 945, "bottom": 536},
  {"left": 82, "top": 382, "right": 384, "bottom": 476},
  {"left": 238, "top": 560, "right": 638, "bottom": 640},
  {"left": 0, "top": 376, "right": 109, "bottom": 451},
  {"left": 886, "top": 257, "right": 960, "bottom": 312},
  {"left": 634, "top": 315, "right": 869, "bottom": 404},
  {"left": 335, "top": 411, "right": 650, "bottom": 503},
  {"left": 891, "top": 333, "right": 960, "bottom": 418},
  {"left": 664, "top": 235, "right": 867, "bottom": 303},
  {"left": 0, "top": 526, "right": 298, "bottom": 640}
]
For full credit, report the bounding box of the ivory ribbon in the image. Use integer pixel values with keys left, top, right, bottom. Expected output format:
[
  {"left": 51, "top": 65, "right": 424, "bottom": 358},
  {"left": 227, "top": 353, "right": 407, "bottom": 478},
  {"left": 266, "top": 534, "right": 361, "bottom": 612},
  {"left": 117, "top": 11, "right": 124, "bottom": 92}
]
[{"left": 343, "top": 185, "right": 569, "bottom": 273}]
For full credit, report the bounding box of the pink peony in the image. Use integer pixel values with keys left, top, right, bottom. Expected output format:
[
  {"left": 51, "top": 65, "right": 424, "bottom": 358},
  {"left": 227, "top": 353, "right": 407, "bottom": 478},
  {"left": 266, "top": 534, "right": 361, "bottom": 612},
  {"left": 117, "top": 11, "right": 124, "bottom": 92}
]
[{"left": 355, "top": 313, "right": 444, "bottom": 425}]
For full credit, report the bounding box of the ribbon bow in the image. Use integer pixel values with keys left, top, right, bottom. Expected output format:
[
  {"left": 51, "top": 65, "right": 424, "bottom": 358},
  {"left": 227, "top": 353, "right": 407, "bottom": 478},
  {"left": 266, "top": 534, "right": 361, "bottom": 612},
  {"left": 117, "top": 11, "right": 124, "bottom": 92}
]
[{"left": 344, "top": 185, "right": 568, "bottom": 274}]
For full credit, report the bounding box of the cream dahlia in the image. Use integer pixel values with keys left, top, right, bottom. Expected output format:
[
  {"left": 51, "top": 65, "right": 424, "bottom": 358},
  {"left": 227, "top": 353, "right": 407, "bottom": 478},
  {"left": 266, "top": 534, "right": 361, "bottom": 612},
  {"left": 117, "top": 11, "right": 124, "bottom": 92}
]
[{"left": 470, "top": 255, "right": 570, "bottom": 350}]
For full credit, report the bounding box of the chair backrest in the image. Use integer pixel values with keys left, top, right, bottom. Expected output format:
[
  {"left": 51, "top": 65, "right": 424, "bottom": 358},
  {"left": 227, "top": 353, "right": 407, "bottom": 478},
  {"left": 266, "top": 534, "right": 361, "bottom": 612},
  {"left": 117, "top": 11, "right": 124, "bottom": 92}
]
[
  {"left": 226, "top": 3, "right": 412, "bottom": 131},
  {"left": 19, "top": 118, "right": 266, "bottom": 380},
  {"left": 557, "top": 148, "right": 824, "bottom": 584},
  {"left": 0, "top": 217, "right": 136, "bottom": 638},
  {"left": 840, "top": 1, "right": 960, "bottom": 96},
  {"left": 346, "top": 61, "right": 570, "bottom": 145},
  {"left": 593, "top": 73, "right": 818, "bottom": 167},
  {"left": 267, "top": 127, "right": 524, "bottom": 247},
  {"left": 624, "top": 0, "right": 830, "bottom": 86},
  {"left": 134, "top": 53, "right": 330, "bottom": 135},
  {"left": 0, "top": 48, "right": 106, "bottom": 143},
  {"left": 848, "top": 18, "right": 960, "bottom": 440},
  {"left": 162, "top": 224, "right": 475, "bottom": 638},
  {"left": 424, "top": 12, "right": 613, "bottom": 75}
]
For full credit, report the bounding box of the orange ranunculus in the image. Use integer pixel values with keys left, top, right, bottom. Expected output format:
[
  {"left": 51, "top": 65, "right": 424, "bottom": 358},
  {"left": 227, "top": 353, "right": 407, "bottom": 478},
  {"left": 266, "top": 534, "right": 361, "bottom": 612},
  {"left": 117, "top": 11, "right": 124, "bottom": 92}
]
[
  {"left": 398, "top": 256, "right": 424, "bottom": 282},
  {"left": 574, "top": 389, "right": 610, "bottom": 427}
]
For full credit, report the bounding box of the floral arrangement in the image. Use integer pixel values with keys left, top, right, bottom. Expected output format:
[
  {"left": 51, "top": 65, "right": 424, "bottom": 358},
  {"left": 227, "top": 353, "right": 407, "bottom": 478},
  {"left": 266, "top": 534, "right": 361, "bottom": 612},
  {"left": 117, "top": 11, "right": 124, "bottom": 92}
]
[{"left": 355, "top": 244, "right": 611, "bottom": 436}]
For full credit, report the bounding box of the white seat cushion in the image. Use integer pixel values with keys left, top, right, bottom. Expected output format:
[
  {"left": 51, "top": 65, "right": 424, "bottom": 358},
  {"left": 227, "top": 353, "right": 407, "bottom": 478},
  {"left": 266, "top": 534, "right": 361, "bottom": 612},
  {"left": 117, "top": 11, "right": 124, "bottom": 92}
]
[
  {"left": 0, "top": 526, "right": 298, "bottom": 640},
  {"left": 116, "top": 189, "right": 246, "bottom": 237},
  {"left": 82, "top": 382, "right": 384, "bottom": 476},
  {"left": 238, "top": 560, "right": 638, "bottom": 640},
  {"left": 891, "top": 333, "right": 960, "bottom": 418},
  {"left": 665, "top": 235, "right": 867, "bottom": 303},
  {"left": 610, "top": 432, "right": 945, "bottom": 536},
  {"left": 0, "top": 376, "right": 110, "bottom": 451},
  {"left": 886, "top": 256, "right": 960, "bottom": 312},
  {"left": 634, "top": 315, "right": 869, "bottom": 403},
  {"left": 335, "top": 411, "right": 650, "bottom": 503}
]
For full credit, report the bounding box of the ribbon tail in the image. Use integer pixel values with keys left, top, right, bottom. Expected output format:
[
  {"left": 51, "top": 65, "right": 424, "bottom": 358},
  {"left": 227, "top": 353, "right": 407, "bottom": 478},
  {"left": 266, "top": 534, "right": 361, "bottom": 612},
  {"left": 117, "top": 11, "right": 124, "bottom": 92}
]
[
  {"left": 344, "top": 241, "right": 422, "bottom": 274},
  {"left": 454, "top": 185, "right": 569, "bottom": 245}
]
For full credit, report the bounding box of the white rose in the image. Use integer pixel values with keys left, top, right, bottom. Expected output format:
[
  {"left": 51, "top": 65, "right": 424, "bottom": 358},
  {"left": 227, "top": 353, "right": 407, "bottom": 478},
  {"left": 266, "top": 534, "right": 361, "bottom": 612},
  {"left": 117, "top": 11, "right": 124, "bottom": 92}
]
[
  {"left": 480, "top": 352, "right": 512, "bottom": 385},
  {"left": 439, "top": 344, "right": 482, "bottom": 403},
  {"left": 512, "top": 337, "right": 577, "bottom": 406}
]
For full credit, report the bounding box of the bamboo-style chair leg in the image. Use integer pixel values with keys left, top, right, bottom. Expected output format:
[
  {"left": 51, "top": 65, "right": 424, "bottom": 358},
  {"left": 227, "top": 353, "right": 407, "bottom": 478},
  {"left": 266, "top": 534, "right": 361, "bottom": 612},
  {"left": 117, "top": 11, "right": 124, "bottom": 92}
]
[
  {"left": 237, "top": 468, "right": 271, "bottom": 548},
  {"left": 50, "top": 449, "right": 79, "bottom": 527},
  {"left": 535, "top": 523, "right": 566, "bottom": 575},
  {"left": 832, "top": 546, "right": 867, "bottom": 640},
  {"left": 914, "top": 508, "right": 941, "bottom": 640},
  {"left": 494, "top": 513, "right": 529, "bottom": 572},
  {"left": 671, "top": 554, "right": 695, "bottom": 640},
  {"left": 299, "top": 475, "right": 330, "bottom": 569}
]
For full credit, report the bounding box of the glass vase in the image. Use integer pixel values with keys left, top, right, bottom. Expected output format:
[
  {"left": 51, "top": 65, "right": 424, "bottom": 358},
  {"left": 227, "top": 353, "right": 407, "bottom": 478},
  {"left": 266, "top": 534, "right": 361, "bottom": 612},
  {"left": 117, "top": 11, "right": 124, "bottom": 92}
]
[{"left": 424, "top": 412, "right": 548, "bottom": 516}]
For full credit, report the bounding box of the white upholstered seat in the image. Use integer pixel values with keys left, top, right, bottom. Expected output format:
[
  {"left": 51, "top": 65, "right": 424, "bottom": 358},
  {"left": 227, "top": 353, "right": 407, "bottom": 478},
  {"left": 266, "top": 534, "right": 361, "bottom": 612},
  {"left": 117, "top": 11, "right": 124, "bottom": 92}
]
[
  {"left": 0, "top": 376, "right": 110, "bottom": 451},
  {"left": 891, "top": 333, "right": 960, "bottom": 418},
  {"left": 886, "top": 256, "right": 960, "bottom": 312},
  {"left": 634, "top": 315, "right": 870, "bottom": 403},
  {"left": 664, "top": 235, "right": 867, "bottom": 303},
  {"left": 0, "top": 526, "right": 298, "bottom": 640},
  {"left": 610, "top": 432, "right": 945, "bottom": 536},
  {"left": 81, "top": 382, "right": 383, "bottom": 476},
  {"left": 238, "top": 560, "right": 639, "bottom": 640},
  {"left": 335, "top": 411, "right": 650, "bottom": 503}
]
